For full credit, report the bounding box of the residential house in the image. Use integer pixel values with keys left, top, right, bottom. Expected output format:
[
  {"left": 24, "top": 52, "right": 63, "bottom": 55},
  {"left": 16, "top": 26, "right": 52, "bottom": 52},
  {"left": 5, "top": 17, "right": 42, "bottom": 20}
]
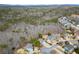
[
  {"left": 74, "top": 30, "right": 79, "bottom": 39},
  {"left": 58, "top": 17, "right": 72, "bottom": 29},
  {"left": 40, "top": 47, "right": 53, "bottom": 54},
  {"left": 33, "top": 47, "right": 40, "bottom": 54},
  {"left": 15, "top": 48, "right": 28, "bottom": 54},
  {"left": 71, "top": 14, "right": 79, "bottom": 18},
  {"left": 39, "top": 39, "right": 52, "bottom": 48},
  {"left": 24, "top": 43, "right": 33, "bottom": 54},
  {"left": 42, "top": 35, "right": 48, "bottom": 40},
  {"left": 64, "top": 43, "right": 74, "bottom": 54},
  {"left": 46, "top": 34, "right": 57, "bottom": 44}
]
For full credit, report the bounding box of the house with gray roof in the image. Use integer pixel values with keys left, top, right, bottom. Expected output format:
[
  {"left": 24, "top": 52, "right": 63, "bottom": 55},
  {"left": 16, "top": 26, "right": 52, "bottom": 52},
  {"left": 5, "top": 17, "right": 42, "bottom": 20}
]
[
  {"left": 24, "top": 43, "right": 33, "bottom": 54},
  {"left": 64, "top": 44, "right": 74, "bottom": 54},
  {"left": 58, "top": 17, "right": 72, "bottom": 29}
]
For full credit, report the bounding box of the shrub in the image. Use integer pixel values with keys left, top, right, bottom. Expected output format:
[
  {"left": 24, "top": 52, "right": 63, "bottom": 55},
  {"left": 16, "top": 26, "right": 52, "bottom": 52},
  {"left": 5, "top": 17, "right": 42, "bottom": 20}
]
[
  {"left": 38, "top": 33, "right": 42, "bottom": 38},
  {"left": 47, "top": 32, "right": 51, "bottom": 36},
  {"left": 30, "top": 38, "right": 40, "bottom": 47},
  {"left": 74, "top": 48, "right": 79, "bottom": 54},
  {"left": 0, "top": 44, "right": 8, "bottom": 49}
]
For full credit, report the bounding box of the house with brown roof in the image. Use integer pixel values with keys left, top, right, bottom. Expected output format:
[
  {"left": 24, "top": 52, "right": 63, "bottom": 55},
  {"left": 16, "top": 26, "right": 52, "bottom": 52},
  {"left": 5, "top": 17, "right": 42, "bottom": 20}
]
[{"left": 71, "top": 14, "right": 79, "bottom": 18}]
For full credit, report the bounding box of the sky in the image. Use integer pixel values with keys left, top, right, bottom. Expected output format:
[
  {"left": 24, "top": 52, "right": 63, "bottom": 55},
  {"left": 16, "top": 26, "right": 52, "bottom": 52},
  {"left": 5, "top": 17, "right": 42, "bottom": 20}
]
[{"left": 0, "top": 0, "right": 79, "bottom": 5}]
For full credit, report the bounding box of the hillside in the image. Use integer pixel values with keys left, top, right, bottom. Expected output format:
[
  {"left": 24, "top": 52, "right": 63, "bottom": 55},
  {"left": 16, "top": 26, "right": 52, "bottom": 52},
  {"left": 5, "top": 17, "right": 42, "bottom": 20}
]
[{"left": 0, "top": 5, "right": 79, "bottom": 53}]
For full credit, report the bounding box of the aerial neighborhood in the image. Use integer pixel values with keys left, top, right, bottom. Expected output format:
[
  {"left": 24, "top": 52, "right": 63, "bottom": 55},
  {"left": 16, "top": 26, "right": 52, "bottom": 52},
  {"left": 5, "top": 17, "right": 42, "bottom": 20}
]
[
  {"left": 15, "top": 16, "right": 79, "bottom": 54},
  {"left": 0, "top": 5, "right": 79, "bottom": 54}
]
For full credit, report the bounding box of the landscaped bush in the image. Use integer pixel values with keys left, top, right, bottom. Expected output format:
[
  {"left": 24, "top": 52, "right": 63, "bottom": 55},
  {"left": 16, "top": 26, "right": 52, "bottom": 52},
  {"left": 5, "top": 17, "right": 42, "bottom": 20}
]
[{"left": 30, "top": 38, "right": 40, "bottom": 47}]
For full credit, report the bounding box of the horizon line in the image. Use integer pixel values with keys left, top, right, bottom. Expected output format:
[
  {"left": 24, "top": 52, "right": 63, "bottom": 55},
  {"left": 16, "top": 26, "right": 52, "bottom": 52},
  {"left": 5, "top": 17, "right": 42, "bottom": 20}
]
[{"left": 0, "top": 4, "right": 79, "bottom": 6}]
